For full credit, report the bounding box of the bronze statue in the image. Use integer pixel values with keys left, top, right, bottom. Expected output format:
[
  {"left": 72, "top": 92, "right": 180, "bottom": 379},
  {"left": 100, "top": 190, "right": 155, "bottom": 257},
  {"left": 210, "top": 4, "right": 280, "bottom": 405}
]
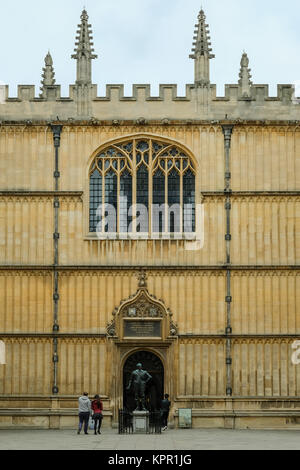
[{"left": 126, "top": 363, "right": 152, "bottom": 411}]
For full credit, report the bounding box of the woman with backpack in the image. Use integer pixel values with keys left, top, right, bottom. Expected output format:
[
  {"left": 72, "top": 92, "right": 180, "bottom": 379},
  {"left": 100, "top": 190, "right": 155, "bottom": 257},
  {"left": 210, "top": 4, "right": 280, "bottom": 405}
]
[{"left": 91, "top": 394, "right": 103, "bottom": 435}]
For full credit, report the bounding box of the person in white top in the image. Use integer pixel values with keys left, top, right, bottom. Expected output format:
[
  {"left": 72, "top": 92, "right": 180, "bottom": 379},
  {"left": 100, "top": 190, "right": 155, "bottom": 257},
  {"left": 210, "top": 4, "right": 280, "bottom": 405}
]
[{"left": 77, "top": 392, "right": 92, "bottom": 435}]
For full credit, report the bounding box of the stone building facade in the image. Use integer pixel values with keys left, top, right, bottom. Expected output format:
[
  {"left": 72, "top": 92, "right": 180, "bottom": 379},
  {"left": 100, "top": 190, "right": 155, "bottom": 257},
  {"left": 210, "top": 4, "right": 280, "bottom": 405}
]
[{"left": 0, "top": 9, "right": 299, "bottom": 429}]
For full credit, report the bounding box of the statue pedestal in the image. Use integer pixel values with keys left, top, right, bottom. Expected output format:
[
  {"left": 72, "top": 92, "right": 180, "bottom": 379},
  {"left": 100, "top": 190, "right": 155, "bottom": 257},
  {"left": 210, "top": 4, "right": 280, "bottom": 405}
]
[{"left": 132, "top": 410, "right": 149, "bottom": 434}]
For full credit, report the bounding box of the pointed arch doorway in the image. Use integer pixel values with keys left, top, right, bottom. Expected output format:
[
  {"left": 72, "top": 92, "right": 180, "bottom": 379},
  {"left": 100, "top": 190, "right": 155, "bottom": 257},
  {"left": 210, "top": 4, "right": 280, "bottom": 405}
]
[{"left": 123, "top": 351, "right": 164, "bottom": 412}]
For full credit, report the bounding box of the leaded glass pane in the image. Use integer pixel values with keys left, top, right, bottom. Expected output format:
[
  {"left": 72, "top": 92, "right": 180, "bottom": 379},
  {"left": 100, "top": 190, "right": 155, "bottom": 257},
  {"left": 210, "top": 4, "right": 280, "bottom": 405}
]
[
  {"left": 122, "top": 142, "right": 133, "bottom": 154},
  {"left": 168, "top": 169, "right": 180, "bottom": 233},
  {"left": 153, "top": 170, "right": 165, "bottom": 233},
  {"left": 153, "top": 142, "right": 162, "bottom": 153},
  {"left": 137, "top": 141, "right": 149, "bottom": 152},
  {"left": 120, "top": 170, "right": 133, "bottom": 233},
  {"left": 105, "top": 170, "right": 117, "bottom": 233},
  {"left": 89, "top": 169, "right": 102, "bottom": 233},
  {"left": 183, "top": 170, "right": 195, "bottom": 233},
  {"left": 107, "top": 148, "right": 116, "bottom": 157},
  {"left": 136, "top": 164, "right": 149, "bottom": 232}
]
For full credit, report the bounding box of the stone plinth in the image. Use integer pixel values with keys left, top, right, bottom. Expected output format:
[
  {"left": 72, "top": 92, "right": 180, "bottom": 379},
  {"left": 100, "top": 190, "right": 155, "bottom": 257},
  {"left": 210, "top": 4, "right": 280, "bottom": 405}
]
[{"left": 132, "top": 411, "right": 149, "bottom": 434}]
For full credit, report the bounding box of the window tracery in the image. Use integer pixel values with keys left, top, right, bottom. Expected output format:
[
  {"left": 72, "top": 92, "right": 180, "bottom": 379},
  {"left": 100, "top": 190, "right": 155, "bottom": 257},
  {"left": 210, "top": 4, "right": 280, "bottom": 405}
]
[{"left": 89, "top": 137, "right": 196, "bottom": 237}]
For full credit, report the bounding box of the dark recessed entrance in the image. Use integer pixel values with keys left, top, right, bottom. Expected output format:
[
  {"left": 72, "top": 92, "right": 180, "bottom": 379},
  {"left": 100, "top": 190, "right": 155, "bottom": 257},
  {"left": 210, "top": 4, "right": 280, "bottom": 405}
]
[{"left": 123, "top": 351, "right": 164, "bottom": 412}]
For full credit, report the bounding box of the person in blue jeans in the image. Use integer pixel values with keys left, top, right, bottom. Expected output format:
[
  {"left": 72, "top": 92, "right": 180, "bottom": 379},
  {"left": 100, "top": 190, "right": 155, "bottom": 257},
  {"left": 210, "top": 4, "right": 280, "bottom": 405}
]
[{"left": 77, "top": 392, "right": 92, "bottom": 435}]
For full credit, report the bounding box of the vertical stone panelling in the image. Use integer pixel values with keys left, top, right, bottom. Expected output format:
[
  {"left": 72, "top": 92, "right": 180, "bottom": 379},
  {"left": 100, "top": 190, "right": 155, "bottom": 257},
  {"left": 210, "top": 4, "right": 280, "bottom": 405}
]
[
  {"left": 59, "top": 198, "right": 225, "bottom": 266},
  {"left": 231, "top": 272, "right": 300, "bottom": 335},
  {"left": 150, "top": 272, "right": 226, "bottom": 335},
  {"left": 60, "top": 272, "right": 133, "bottom": 333},
  {"left": 58, "top": 272, "right": 226, "bottom": 335},
  {"left": 57, "top": 339, "right": 107, "bottom": 396},
  {"left": 231, "top": 197, "right": 299, "bottom": 266},
  {"left": 0, "top": 339, "right": 52, "bottom": 395},
  {"left": 231, "top": 128, "right": 299, "bottom": 191},
  {"left": 178, "top": 341, "right": 225, "bottom": 397},
  {"left": 0, "top": 273, "right": 52, "bottom": 333},
  {"left": 232, "top": 340, "right": 300, "bottom": 397},
  {"left": 0, "top": 197, "right": 53, "bottom": 265},
  {"left": 0, "top": 127, "right": 53, "bottom": 191}
]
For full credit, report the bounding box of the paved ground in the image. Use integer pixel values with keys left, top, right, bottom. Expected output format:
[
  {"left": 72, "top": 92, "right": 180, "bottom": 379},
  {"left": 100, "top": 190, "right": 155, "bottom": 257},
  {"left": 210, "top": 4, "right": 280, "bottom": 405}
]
[{"left": 0, "top": 428, "right": 299, "bottom": 450}]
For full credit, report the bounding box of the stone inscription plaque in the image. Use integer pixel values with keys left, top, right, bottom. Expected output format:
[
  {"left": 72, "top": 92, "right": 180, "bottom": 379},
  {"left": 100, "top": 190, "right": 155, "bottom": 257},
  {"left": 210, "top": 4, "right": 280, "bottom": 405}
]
[{"left": 124, "top": 320, "right": 161, "bottom": 338}]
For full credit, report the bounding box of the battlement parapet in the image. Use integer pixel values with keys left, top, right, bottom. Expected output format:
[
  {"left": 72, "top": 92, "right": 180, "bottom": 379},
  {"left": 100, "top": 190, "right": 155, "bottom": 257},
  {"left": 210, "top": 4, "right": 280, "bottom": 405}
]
[
  {"left": 0, "top": 83, "right": 299, "bottom": 122},
  {"left": 1, "top": 8, "right": 299, "bottom": 122}
]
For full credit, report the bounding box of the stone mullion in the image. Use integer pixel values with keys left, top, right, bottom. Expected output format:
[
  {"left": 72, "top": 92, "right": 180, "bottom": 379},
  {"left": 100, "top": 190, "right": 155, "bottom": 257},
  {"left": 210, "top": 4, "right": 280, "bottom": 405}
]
[
  {"left": 51, "top": 125, "right": 63, "bottom": 395},
  {"left": 149, "top": 143, "right": 153, "bottom": 238},
  {"left": 180, "top": 161, "right": 183, "bottom": 234},
  {"left": 101, "top": 172, "right": 105, "bottom": 233},
  {"left": 165, "top": 169, "right": 168, "bottom": 233},
  {"left": 132, "top": 140, "right": 137, "bottom": 233},
  {"left": 117, "top": 168, "right": 120, "bottom": 234},
  {"left": 222, "top": 125, "right": 234, "bottom": 396}
]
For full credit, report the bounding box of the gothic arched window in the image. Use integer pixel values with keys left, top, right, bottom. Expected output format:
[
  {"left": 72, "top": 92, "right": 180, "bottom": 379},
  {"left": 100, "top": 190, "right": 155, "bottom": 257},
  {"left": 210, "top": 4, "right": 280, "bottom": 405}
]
[{"left": 89, "top": 137, "right": 196, "bottom": 237}]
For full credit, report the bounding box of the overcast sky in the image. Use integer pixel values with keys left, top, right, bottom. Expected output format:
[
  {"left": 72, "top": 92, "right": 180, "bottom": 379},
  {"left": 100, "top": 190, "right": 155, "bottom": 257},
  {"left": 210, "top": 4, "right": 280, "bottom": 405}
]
[{"left": 0, "top": 0, "right": 299, "bottom": 97}]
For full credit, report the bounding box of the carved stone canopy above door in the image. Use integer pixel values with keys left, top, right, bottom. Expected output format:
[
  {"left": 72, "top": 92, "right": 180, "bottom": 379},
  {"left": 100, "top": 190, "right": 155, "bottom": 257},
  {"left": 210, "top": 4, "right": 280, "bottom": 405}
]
[{"left": 106, "top": 271, "right": 178, "bottom": 341}]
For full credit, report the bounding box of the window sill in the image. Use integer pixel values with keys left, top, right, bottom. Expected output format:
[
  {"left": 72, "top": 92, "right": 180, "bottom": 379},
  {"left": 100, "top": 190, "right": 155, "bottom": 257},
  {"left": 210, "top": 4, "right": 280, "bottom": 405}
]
[{"left": 85, "top": 233, "right": 198, "bottom": 241}]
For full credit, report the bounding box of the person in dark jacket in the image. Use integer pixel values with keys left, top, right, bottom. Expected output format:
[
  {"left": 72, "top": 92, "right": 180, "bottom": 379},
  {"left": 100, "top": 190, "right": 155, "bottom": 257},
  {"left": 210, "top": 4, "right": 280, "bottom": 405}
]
[
  {"left": 161, "top": 394, "right": 171, "bottom": 431},
  {"left": 91, "top": 395, "right": 103, "bottom": 435}
]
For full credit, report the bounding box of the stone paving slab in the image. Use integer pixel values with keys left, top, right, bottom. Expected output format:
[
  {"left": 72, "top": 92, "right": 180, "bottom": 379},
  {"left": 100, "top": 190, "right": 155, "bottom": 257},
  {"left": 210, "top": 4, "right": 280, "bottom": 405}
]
[{"left": 0, "top": 429, "right": 299, "bottom": 450}]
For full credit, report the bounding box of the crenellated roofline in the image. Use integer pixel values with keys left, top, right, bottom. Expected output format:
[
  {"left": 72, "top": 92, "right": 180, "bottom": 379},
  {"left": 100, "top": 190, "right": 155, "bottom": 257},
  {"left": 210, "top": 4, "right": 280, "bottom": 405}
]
[{"left": 0, "top": 9, "right": 299, "bottom": 121}]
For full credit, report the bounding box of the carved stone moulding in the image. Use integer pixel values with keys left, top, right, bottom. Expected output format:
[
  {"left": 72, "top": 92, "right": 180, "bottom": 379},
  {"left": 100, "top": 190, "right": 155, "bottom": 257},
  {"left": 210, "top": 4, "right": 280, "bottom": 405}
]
[
  {"left": 122, "top": 294, "right": 163, "bottom": 319},
  {"left": 106, "top": 271, "right": 178, "bottom": 340}
]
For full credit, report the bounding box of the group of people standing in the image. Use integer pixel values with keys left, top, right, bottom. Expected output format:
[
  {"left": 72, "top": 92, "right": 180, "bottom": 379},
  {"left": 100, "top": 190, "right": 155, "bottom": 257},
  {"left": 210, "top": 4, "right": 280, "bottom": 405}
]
[
  {"left": 77, "top": 393, "right": 103, "bottom": 435},
  {"left": 77, "top": 392, "right": 171, "bottom": 434}
]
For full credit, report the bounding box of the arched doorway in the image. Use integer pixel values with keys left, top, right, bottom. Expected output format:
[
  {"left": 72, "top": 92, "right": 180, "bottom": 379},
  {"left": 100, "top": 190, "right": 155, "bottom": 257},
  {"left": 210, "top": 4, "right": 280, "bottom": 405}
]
[{"left": 123, "top": 351, "right": 164, "bottom": 412}]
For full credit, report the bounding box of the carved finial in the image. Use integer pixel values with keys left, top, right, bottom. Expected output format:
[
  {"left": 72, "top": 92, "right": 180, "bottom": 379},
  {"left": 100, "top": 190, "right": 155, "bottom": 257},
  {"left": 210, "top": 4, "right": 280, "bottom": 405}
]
[
  {"left": 40, "top": 52, "right": 55, "bottom": 97},
  {"left": 71, "top": 9, "right": 98, "bottom": 85},
  {"left": 170, "top": 321, "right": 178, "bottom": 337},
  {"left": 106, "top": 319, "right": 116, "bottom": 337},
  {"left": 189, "top": 9, "right": 215, "bottom": 86},
  {"left": 238, "top": 52, "right": 252, "bottom": 98},
  {"left": 137, "top": 269, "right": 147, "bottom": 288}
]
